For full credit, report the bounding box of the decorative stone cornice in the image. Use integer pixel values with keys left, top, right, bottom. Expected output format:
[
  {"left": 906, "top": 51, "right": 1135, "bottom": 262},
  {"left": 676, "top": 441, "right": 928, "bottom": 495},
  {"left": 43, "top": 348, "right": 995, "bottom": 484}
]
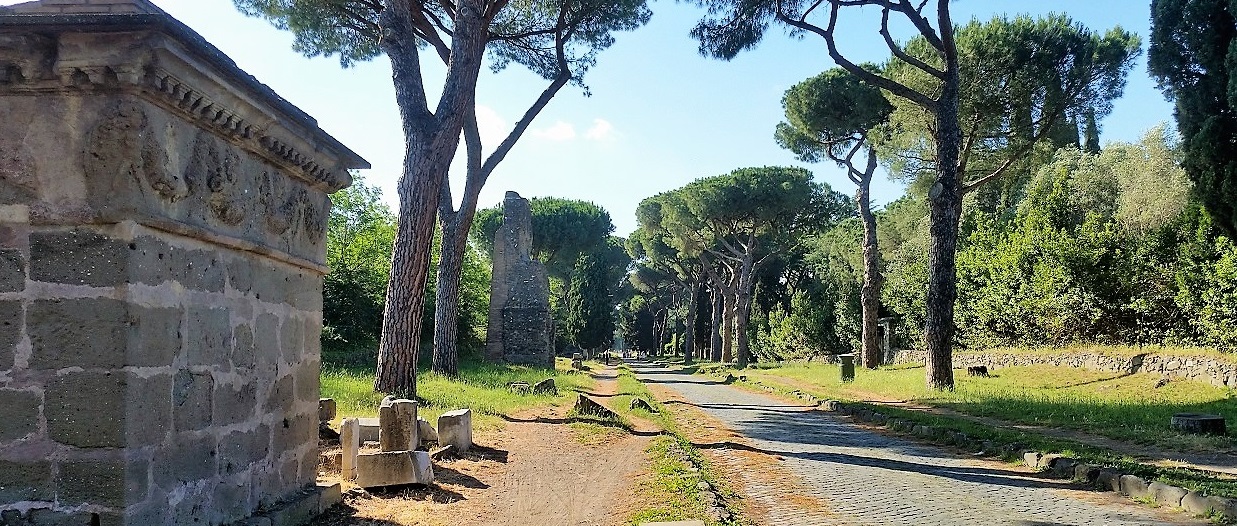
[{"left": 0, "top": 7, "right": 369, "bottom": 192}]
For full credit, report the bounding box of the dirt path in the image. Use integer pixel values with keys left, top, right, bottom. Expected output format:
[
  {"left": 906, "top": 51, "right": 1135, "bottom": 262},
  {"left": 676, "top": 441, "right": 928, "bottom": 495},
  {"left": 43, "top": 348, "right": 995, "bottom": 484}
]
[
  {"left": 744, "top": 373, "right": 1237, "bottom": 476},
  {"left": 316, "top": 366, "right": 652, "bottom": 526},
  {"left": 453, "top": 365, "right": 654, "bottom": 525}
]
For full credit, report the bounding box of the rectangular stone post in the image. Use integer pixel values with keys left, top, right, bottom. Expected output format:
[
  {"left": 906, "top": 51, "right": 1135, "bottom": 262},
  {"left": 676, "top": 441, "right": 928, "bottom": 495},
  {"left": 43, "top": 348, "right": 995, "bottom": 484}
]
[{"left": 340, "top": 418, "right": 359, "bottom": 481}]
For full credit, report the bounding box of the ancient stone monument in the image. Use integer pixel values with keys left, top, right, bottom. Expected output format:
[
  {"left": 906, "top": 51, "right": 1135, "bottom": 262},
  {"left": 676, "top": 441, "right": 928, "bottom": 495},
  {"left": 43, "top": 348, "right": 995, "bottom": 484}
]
[
  {"left": 346, "top": 397, "right": 435, "bottom": 489},
  {"left": 0, "top": 1, "right": 367, "bottom": 524},
  {"left": 485, "top": 191, "right": 553, "bottom": 367}
]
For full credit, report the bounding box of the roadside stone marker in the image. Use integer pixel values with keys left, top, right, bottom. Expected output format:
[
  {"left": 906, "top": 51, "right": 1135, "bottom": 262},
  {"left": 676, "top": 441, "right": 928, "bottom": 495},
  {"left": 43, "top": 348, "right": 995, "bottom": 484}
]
[
  {"left": 438, "top": 408, "right": 474, "bottom": 453},
  {"left": 340, "top": 418, "right": 360, "bottom": 481},
  {"left": 0, "top": 0, "right": 366, "bottom": 523},
  {"left": 379, "top": 398, "right": 419, "bottom": 452}
]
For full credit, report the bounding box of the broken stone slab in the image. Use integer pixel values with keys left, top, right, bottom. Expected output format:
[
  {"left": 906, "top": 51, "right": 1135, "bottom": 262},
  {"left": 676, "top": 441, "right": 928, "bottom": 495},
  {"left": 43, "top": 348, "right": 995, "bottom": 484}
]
[
  {"left": 507, "top": 381, "right": 532, "bottom": 394},
  {"left": 1096, "top": 469, "right": 1122, "bottom": 493},
  {"left": 820, "top": 400, "right": 842, "bottom": 412},
  {"left": 574, "top": 394, "right": 619, "bottom": 420},
  {"left": 1072, "top": 463, "right": 1100, "bottom": 482},
  {"left": 319, "top": 398, "right": 337, "bottom": 423},
  {"left": 357, "top": 417, "right": 380, "bottom": 442},
  {"left": 629, "top": 397, "right": 658, "bottom": 413},
  {"left": 1170, "top": 413, "right": 1227, "bottom": 436},
  {"left": 354, "top": 450, "right": 434, "bottom": 488},
  {"left": 532, "top": 378, "right": 557, "bottom": 395},
  {"left": 438, "top": 408, "right": 473, "bottom": 453},
  {"left": 340, "top": 418, "right": 359, "bottom": 481},
  {"left": 379, "top": 398, "right": 418, "bottom": 452},
  {"left": 1119, "top": 474, "right": 1150, "bottom": 499},
  {"left": 417, "top": 417, "right": 438, "bottom": 443}
]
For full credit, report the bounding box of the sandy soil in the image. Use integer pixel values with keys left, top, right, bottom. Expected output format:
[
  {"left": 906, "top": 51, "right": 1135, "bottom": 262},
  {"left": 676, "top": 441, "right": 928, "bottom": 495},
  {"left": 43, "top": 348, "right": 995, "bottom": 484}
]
[{"left": 314, "top": 366, "right": 652, "bottom": 526}]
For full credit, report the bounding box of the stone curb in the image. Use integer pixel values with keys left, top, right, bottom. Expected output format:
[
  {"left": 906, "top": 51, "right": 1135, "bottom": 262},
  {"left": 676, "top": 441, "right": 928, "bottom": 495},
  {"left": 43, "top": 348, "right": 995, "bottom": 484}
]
[{"left": 823, "top": 401, "right": 1237, "bottom": 524}]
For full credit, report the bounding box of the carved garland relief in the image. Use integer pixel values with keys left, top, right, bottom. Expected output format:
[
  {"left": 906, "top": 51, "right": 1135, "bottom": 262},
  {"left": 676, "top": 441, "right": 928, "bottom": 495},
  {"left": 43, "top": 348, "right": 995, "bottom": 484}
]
[{"left": 83, "top": 102, "right": 329, "bottom": 244}]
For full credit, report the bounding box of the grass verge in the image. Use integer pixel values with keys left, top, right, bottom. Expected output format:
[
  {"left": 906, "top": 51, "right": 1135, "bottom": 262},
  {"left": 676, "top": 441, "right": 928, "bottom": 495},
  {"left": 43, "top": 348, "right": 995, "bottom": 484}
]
[
  {"left": 696, "top": 359, "right": 1236, "bottom": 452},
  {"left": 608, "top": 364, "right": 745, "bottom": 526},
  {"left": 321, "top": 357, "right": 595, "bottom": 430}
]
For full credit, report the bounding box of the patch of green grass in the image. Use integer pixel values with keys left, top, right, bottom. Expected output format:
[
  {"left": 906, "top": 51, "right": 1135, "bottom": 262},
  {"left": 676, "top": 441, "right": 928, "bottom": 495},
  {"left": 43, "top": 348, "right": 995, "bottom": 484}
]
[
  {"left": 321, "top": 357, "right": 594, "bottom": 429},
  {"left": 704, "top": 360, "right": 1236, "bottom": 452}
]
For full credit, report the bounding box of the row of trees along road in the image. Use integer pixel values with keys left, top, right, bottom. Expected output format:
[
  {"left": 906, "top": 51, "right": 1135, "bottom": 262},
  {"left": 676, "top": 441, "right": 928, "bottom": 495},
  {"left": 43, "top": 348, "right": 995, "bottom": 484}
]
[
  {"left": 627, "top": 167, "right": 852, "bottom": 369},
  {"left": 692, "top": 1, "right": 1139, "bottom": 388},
  {"left": 237, "top": 0, "right": 650, "bottom": 394}
]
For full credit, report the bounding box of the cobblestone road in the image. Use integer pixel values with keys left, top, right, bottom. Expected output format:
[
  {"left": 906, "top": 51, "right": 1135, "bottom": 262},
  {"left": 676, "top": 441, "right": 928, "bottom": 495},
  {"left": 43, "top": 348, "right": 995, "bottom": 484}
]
[{"left": 631, "top": 361, "right": 1205, "bottom": 526}]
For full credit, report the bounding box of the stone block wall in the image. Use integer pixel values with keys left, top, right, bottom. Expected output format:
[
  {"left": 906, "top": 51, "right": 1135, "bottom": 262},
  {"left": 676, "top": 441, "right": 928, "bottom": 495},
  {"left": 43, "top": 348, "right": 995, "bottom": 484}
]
[
  {"left": 891, "top": 350, "right": 1237, "bottom": 389},
  {"left": 0, "top": 2, "right": 366, "bottom": 524},
  {"left": 485, "top": 192, "right": 553, "bottom": 367}
]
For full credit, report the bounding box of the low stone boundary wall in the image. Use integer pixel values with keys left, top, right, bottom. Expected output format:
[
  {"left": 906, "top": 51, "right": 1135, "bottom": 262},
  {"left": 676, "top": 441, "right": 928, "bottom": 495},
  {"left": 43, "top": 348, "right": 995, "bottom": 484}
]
[
  {"left": 828, "top": 402, "right": 1237, "bottom": 523},
  {"left": 891, "top": 350, "right": 1237, "bottom": 389}
]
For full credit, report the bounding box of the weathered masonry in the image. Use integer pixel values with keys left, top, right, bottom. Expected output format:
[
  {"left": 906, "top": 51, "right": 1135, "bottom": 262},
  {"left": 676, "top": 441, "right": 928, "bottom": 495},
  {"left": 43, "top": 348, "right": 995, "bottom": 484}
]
[{"left": 0, "top": 1, "right": 367, "bottom": 524}]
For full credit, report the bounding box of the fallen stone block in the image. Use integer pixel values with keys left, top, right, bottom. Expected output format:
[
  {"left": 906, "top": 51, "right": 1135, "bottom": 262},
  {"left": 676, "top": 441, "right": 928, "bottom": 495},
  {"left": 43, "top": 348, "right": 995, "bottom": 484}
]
[
  {"left": 379, "top": 399, "right": 418, "bottom": 452},
  {"left": 1096, "top": 469, "right": 1122, "bottom": 493},
  {"left": 417, "top": 417, "right": 439, "bottom": 444},
  {"left": 438, "top": 408, "right": 473, "bottom": 453},
  {"left": 354, "top": 450, "right": 434, "bottom": 488},
  {"left": 1148, "top": 482, "right": 1187, "bottom": 507},
  {"left": 1119, "top": 474, "right": 1150, "bottom": 499},
  {"left": 532, "top": 378, "right": 557, "bottom": 395},
  {"left": 508, "top": 381, "right": 532, "bottom": 394},
  {"left": 630, "top": 397, "right": 658, "bottom": 413},
  {"left": 574, "top": 394, "right": 619, "bottom": 420},
  {"left": 1181, "top": 491, "right": 1211, "bottom": 515},
  {"left": 357, "top": 417, "right": 380, "bottom": 443},
  {"left": 1048, "top": 456, "right": 1075, "bottom": 477},
  {"left": 318, "top": 398, "right": 337, "bottom": 424},
  {"left": 1072, "top": 463, "right": 1100, "bottom": 482},
  {"left": 1022, "top": 451, "right": 1042, "bottom": 469},
  {"left": 821, "top": 400, "right": 842, "bottom": 412},
  {"left": 1206, "top": 496, "right": 1237, "bottom": 521}
]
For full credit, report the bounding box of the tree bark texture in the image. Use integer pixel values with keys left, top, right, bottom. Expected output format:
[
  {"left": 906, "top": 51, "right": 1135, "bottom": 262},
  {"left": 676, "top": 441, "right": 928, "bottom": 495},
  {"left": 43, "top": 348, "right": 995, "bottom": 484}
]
[
  {"left": 923, "top": 6, "right": 962, "bottom": 390},
  {"left": 683, "top": 285, "right": 697, "bottom": 364},
  {"left": 734, "top": 252, "right": 755, "bottom": 369},
  {"left": 858, "top": 179, "right": 884, "bottom": 369},
  {"left": 710, "top": 287, "right": 723, "bottom": 361},
  {"left": 721, "top": 292, "right": 734, "bottom": 363},
  {"left": 430, "top": 212, "right": 470, "bottom": 377},
  {"left": 374, "top": 0, "right": 488, "bottom": 395}
]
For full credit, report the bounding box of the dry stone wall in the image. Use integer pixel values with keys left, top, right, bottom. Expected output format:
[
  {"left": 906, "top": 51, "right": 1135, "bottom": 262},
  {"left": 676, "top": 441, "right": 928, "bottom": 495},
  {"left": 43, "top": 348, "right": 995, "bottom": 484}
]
[
  {"left": 0, "top": 1, "right": 366, "bottom": 524},
  {"left": 892, "top": 350, "right": 1237, "bottom": 389}
]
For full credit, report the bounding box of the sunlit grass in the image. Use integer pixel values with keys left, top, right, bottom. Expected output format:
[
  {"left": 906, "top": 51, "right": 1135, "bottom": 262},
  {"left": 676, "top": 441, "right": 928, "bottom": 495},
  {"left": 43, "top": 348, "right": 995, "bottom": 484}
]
[
  {"left": 321, "top": 357, "right": 595, "bottom": 430},
  {"left": 700, "top": 359, "right": 1236, "bottom": 451}
]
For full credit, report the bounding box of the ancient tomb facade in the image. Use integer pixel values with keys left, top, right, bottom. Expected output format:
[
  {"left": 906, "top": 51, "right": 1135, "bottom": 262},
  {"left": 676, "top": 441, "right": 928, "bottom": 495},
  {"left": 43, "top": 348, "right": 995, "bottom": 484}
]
[
  {"left": 0, "top": 1, "right": 367, "bottom": 524},
  {"left": 485, "top": 191, "right": 554, "bottom": 367}
]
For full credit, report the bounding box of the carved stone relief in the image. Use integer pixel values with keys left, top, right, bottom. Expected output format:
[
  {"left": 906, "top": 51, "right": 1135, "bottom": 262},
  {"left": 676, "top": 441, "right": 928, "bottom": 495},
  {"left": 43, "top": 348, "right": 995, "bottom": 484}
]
[
  {"left": 86, "top": 100, "right": 186, "bottom": 203},
  {"left": 0, "top": 33, "right": 54, "bottom": 84},
  {"left": 0, "top": 136, "right": 36, "bottom": 201},
  {"left": 259, "top": 170, "right": 327, "bottom": 244},
  {"left": 184, "top": 131, "right": 245, "bottom": 226}
]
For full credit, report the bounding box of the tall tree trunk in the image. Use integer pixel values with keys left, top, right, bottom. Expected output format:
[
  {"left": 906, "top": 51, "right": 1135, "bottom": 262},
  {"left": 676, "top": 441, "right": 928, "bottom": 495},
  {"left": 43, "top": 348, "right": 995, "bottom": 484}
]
[
  {"left": 924, "top": 13, "right": 962, "bottom": 391},
  {"left": 721, "top": 291, "right": 734, "bottom": 363},
  {"left": 734, "top": 253, "right": 755, "bottom": 369},
  {"left": 683, "top": 285, "right": 697, "bottom": 365},
  {"left": 857, "top": 171, "right": 884, "bottom": 369},
  {"left": 373, "top": 0, "right": 487, "bottom": 395},
  {"left": 710, "top": 287, "right": 722, "bottom": 361},
  {"left": 430, "top": 211, "right": 470, "bottom": 377}
]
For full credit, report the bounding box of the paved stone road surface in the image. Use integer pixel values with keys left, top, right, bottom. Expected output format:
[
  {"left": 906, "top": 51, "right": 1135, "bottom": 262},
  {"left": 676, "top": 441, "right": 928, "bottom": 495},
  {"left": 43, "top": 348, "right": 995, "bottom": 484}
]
[{"left": 631, "top": 361, "right": 1206, "bottom": 526}]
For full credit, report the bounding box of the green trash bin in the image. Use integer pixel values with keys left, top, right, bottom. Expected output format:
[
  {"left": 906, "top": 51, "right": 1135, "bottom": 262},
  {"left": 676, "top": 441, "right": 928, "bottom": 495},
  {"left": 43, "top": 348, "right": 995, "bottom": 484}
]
[{"left": 840, "top": 354, "right": 856, "bottom": 382}]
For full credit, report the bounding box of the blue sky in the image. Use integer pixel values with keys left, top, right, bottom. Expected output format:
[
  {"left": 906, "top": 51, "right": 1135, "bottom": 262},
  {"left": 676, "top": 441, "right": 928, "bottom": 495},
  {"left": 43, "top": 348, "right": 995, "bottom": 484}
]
[{"left": 7, "top": 0, "right": 1175, "bottom": 235}]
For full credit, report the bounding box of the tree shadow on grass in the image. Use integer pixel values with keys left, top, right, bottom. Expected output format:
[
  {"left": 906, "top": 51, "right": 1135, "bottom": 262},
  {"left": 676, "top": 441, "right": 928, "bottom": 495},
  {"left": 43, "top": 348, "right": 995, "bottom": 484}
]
[{"left": 498, "top": 413, "right": 663, "bottom": 437}]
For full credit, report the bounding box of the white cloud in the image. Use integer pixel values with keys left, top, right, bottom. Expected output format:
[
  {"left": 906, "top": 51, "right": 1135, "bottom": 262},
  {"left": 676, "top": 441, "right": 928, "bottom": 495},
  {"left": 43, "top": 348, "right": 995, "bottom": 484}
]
[
  {"left": 475, "top": 105, "right": 508, "bottom": 150},
  {"left": 532, "top": 120, "right": 577, "bottom": 142},
  {"left": 584, "top": 118, "right": 616, "bottom": 141}
]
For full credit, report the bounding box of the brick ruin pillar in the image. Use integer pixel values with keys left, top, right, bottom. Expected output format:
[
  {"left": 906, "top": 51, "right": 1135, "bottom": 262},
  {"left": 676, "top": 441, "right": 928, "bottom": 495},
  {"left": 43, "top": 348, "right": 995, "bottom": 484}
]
[
  {"left": 0, "top": 1, "right": 368, "bottom": 524},
  {"left": 484, "top": 191, "right": 553, "bottom": 367}
]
